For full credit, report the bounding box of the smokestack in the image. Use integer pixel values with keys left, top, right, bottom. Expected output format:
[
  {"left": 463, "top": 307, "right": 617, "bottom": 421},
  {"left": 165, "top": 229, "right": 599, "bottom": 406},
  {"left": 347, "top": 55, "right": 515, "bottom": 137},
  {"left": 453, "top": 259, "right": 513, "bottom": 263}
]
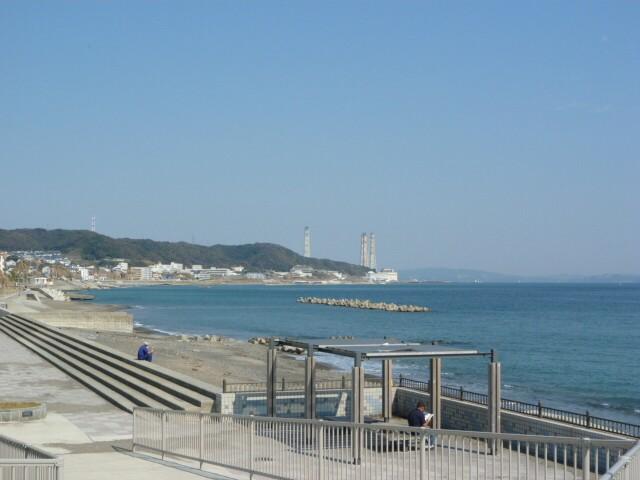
[
  {"left": 369, "top": 233, "right": 376, "bottom": 271},
  {"left": 304, "top": 226, "right": 311, "bottom": 258},
  {"left": 360, "top": 233, "right": 369, "bottom": 267}
]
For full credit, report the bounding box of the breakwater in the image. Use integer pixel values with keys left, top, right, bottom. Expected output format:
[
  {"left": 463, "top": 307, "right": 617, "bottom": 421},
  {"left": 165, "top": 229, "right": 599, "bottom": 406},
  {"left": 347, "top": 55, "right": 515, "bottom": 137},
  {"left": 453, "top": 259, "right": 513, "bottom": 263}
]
[{"left": 297, "top": 297, "right": 431, "bottom": 313}]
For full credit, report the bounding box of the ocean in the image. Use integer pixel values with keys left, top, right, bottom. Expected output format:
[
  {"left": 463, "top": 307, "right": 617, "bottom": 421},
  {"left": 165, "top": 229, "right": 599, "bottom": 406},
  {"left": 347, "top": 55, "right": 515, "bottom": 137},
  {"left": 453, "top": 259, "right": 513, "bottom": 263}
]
[{"left": 88, "top": 283, "right": 640, "bottom": 424}]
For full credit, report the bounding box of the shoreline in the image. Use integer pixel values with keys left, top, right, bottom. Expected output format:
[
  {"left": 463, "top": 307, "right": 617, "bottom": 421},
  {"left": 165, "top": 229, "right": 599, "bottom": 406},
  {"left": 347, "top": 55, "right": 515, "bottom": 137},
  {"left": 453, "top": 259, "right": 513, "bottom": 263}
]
[{"left": 2, "top": 284, "right": 639, "bottom": 425}]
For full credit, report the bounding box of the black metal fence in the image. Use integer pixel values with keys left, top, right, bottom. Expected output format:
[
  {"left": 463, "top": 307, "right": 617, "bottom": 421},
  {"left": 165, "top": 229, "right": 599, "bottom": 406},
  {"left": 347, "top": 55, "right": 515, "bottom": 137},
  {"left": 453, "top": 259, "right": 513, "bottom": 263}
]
[{"left": 396, "top": 376, "right": 640, "bottom": 439}]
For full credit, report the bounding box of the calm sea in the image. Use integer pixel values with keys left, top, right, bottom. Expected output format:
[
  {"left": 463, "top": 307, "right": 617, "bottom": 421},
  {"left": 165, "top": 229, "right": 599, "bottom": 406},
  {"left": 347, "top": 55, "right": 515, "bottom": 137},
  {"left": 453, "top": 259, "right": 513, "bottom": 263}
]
[{"left": 88, "top": 283, "right": 640, "bottom": 424}]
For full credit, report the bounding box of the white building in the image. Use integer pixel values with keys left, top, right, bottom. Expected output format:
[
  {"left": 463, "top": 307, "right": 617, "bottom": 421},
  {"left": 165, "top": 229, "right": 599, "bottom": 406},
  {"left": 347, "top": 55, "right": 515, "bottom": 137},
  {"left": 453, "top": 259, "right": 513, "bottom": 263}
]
[
  {"left": 193, "top": 268, "right": 237, "bottom": 280},
  {"left": 290, "top": 265, "right": 314, "bottom": 278},
  {"left": 366, "top": 268, "right": 398, "bottom": 283},
  {"left": 0, "top": 252, "right": 7, "bottom": 273},
  {"left": 112, "top": 262, "right": 129, "bottom": 273},
  {"left": 246, "top": 272, "right": 266, "bottom": 280},
  {"left": 78, "top": 267, "right": 91, "bottom": 281}
]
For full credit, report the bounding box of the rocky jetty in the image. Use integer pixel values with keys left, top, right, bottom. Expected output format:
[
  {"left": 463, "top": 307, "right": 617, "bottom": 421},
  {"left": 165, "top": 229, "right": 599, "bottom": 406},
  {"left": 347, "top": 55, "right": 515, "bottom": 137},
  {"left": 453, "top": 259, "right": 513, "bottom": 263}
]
[
  {"left": 297, "top": 297, "right": 431, "bottom": 313},
  {"left": 248, "top": 337, "right": 305, "bottom": 354}
]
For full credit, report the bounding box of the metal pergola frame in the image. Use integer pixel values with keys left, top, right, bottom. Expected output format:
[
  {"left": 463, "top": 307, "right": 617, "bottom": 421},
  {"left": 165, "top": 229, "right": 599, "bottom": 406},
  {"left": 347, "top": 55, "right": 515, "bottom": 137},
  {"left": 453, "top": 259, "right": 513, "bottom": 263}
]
[{"left": 266, "top": 337, "right": 502, "bottom": 434}]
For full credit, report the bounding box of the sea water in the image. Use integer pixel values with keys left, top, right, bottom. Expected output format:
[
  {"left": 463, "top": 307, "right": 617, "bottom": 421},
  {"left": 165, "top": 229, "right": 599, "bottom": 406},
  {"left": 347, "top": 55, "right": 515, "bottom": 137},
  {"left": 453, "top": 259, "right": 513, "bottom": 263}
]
[{"left": 88, "top": 283, "right": 640, "bottom": 424}]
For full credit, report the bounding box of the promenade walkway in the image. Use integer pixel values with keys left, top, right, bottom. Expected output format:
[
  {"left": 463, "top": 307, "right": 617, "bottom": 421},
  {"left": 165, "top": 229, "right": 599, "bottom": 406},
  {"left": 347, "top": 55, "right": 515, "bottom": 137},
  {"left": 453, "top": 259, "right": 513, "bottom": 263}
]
[{"left": 0, "top": 331, "right": 240, "bottom": 479}]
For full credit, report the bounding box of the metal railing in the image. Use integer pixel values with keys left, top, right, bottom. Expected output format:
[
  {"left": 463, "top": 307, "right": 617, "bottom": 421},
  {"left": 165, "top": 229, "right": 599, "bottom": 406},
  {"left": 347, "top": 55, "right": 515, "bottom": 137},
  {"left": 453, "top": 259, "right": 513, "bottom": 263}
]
[
  {"left": 601, "top": 442, "right": 640, "bottom": 480},
  {"left": 398, "top": 377, "right": 640, "bottom": 439},
  {"left": 0, "top": 434, "right": 63, "bottom": 480},
  {"left": 133, "top": 407, "right": 636, "bottom": 480},
  {"left": 223, "top": 377, "right": 382, "bottom": 393}
]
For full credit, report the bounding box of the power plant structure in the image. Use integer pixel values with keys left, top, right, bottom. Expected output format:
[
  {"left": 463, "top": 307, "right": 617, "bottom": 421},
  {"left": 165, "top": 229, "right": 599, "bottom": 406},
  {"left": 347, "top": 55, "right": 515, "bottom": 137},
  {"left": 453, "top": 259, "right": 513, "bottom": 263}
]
[
  {"left": 91, "top": 216, "right": 96, "bottom": 233},
  {"left": 360, "top": 232, "right": 376, "bottom": 270},
  {"left": 304, "top": 226, "right": 311, "bottom": 258}
]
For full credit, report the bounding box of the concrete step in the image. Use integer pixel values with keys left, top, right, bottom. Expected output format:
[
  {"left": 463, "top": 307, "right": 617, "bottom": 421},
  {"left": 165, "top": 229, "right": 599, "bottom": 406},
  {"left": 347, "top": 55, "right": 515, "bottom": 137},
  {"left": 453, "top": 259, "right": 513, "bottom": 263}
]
[
  {"left": 7, "top": 314, "right": 214, "bottom": 411},
  {"left": 7, "top": 313, "right": 219, "bottom": 408},
  {"left": 0, "top": 323, "right": 137, "bottom": 413},
  {"left": 0, "top": 319, "right": 175, "bottom": 412},
  {"left": 2, "top": 316, "right": 195, "bottom": 412}
]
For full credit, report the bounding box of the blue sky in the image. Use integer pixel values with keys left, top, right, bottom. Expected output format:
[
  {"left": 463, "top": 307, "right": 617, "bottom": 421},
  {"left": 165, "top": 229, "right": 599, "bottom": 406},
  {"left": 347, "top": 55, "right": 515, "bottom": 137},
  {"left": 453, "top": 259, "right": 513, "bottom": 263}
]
[{"left": 1, "top": 1, "right": 638, "bottom": 275}]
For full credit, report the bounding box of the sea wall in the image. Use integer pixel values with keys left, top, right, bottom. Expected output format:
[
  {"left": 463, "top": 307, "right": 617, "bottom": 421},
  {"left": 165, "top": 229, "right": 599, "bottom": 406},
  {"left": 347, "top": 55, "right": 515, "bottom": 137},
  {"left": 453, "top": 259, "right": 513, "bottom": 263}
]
[{"left": 29, "top": 312, "right": 133, "bottom": 333}]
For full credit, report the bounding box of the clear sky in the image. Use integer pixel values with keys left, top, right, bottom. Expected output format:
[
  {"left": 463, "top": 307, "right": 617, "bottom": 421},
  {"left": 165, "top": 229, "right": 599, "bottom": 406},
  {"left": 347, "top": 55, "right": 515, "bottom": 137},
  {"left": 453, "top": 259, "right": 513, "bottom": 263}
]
[{"left": 1, "top": 1, "right": 638, "bottom": 275}]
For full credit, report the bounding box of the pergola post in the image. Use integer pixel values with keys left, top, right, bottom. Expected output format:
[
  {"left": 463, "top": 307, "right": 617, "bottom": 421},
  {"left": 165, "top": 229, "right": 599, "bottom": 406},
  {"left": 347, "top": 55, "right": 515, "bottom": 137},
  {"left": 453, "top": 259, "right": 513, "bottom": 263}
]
[
  {"left": 382, "top": 359, "right": 393, "bottom": 422},
  {"left": 266, "top": 338, "right": 278, "bottom": 417},
  {"left": 430, "top": 357, "right": 442, "bottom": 429},
  {"left": 488, "top": 351, "right": 501, "bottom": 433},
  {"left": 351, "top": 356, "right": 364, "bottom": 465},
  {"left": 351, "top": 358, "right": 364, "bottom": 423},
  {"left": 304, "top": 345, "right": 316, "bottom": 419}
]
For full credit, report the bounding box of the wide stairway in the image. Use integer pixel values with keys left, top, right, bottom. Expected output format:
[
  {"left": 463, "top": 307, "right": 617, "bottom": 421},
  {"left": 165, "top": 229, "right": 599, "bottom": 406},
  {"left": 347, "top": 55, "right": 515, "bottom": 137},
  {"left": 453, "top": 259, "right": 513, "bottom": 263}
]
[{"left": 0, "top": 312, "right": 219, "bottom": 414}]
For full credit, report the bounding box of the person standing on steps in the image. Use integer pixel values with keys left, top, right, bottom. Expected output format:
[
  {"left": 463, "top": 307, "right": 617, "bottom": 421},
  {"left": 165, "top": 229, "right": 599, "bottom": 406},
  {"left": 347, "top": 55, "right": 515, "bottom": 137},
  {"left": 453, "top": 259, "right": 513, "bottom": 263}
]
[{"left": 137, "top": 341, "right": 154, "bottom": 362}]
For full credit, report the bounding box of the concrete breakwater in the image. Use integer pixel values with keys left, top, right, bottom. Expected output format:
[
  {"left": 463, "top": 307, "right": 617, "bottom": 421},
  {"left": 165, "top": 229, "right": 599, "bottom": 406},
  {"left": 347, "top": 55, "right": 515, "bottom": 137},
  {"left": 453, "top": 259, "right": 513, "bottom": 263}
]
[{"left": 297, "top": 297, "right": 431, "bottom": 313}]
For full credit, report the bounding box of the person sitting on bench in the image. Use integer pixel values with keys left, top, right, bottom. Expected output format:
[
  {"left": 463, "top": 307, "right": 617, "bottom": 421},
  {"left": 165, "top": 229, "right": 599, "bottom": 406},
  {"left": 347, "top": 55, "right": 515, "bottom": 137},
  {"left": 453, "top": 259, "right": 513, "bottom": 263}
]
[{"left": 408, "top": 401, "right": 433, "bottom": 428}]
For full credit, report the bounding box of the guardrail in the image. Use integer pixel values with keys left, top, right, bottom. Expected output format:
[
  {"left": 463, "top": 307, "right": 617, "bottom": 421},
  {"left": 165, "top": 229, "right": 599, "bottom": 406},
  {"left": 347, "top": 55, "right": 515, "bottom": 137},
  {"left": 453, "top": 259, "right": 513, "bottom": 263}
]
[
  {"left": 601, "top": 441, "right": 640, "bottom": 480},
  {"left": 133, "top": 407, "right": 636, "bottom": 480},
  {"left": 223, "top": 377, "right": 382, "bottom": 393},
  {"left": 0, "top": 434, "right": 63, "bottom": 480},
  {"left": 398, "top": 377, "right": 640, "bottom": 439}
]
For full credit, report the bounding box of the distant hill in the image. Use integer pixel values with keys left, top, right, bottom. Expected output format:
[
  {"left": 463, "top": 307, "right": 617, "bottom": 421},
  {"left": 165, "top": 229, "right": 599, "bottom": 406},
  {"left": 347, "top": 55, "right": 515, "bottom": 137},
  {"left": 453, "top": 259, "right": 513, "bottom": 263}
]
[
  {"left": 400, "top": 267, "right": 640, "bottom": 284},
  {"left": 0, "top": 228, "right": 368, "bottom": 275}
]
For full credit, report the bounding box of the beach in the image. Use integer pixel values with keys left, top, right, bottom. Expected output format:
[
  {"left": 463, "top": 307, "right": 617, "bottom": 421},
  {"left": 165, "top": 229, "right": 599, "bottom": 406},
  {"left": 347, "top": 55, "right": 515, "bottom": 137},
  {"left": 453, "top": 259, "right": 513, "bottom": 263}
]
[{"left": 0, "top": 286, "right": 340, "bottom": 388}]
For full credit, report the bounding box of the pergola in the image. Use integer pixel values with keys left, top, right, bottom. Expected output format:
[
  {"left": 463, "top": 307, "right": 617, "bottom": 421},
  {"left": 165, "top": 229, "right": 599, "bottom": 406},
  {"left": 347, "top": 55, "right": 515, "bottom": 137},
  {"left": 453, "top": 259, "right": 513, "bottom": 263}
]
[{"left": 267, "top": 337, "right": 502, "bottom": 433}]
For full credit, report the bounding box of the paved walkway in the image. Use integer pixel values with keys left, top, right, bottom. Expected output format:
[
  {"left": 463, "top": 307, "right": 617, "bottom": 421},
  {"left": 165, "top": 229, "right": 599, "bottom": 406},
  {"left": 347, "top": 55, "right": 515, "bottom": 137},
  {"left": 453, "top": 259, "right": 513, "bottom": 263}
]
[{"left": 0, "top": 331, "right": 242, "bottom": 479}]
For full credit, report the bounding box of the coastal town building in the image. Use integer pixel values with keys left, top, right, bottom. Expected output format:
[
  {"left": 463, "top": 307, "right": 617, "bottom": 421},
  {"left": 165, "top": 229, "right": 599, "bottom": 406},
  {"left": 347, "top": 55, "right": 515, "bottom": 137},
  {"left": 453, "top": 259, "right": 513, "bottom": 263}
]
[
  {"left": 290, "top": 265, "right": 314, "bottom": 278},
  {"left": 129, "top": 267, "right": 152, "bottom": 281},
  {"left": 112, "top": 262, "right": 129, "bottom": 273},
  {"left": 367, "top": 268, "right": 398, "bottom": 283}
]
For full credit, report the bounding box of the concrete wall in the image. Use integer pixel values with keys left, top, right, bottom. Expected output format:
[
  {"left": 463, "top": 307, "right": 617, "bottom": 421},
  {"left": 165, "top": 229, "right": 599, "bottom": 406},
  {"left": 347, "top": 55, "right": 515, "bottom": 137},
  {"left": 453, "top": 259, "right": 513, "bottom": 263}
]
[
  {"left": 29, "top": 312, "right": 133, "bottom": 333},
  {"left": 220, "top": 387, "right": 382, "bottom": 419}
]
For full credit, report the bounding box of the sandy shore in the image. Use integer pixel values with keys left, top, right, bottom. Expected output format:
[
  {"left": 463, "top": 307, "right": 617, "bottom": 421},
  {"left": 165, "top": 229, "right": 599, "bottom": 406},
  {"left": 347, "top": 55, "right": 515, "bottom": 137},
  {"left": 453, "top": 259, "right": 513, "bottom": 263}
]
[{"left": 0, "top": 287, "right": 343, "bottom": 389}]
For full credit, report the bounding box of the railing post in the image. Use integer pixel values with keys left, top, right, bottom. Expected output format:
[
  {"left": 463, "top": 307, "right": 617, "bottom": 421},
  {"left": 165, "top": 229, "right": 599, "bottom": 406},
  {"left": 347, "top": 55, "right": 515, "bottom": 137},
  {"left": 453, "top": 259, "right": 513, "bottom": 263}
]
[
  {"left": 161, "top": 411, "right": 167, "bottom": 460},
  {"left": 460, "top": 386, "right": 464, "bottom": 400},
  {"left": 341, "top": 375, "right": 346, "bottom": 389},
  {"left": 586, "top": 410, "right": 591, "bottom": 429},
  {"left": 317, "top": 421, "right": 325, "bottom": 480},
  {"left": 282, "top": 377, "right": 286, "bottom": 391},
  {"left": 538, "top": 401, "right": 543, "bottom": 418},
  {"left": 249, "top": 416, "right": 255, "bottom": 478},
  {"left": 199, "top": 413, "right": 204, "bottom": 469},
  {"left": 222, "top": 379, "right": 227, "bottom": 392},
  {"left": 399, "top": 374, "right": 403, "bottom": 387},
  {"left": 582, "top": 438, "right": 591, "bottom": 480},
  {"left": 132, "top": 408, "right": 137, "bottom": 453},
  {"left": 419, "top": 432, "right": 426, "bottom": 480}
]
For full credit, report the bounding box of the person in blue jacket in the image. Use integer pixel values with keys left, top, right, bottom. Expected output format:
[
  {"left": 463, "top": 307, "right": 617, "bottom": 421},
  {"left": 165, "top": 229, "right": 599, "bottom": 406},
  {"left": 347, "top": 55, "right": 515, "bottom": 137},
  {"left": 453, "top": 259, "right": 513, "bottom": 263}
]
[{"left": 137, "top": 341, "right": 154, "bottom": 362}]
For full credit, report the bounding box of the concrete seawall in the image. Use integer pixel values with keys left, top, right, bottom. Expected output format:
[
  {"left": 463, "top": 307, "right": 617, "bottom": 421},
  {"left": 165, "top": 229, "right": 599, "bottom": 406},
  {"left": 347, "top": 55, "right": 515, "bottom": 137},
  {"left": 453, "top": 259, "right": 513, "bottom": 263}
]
[{"left": 27, "top": 311, "right": 133, "bottom": 333}]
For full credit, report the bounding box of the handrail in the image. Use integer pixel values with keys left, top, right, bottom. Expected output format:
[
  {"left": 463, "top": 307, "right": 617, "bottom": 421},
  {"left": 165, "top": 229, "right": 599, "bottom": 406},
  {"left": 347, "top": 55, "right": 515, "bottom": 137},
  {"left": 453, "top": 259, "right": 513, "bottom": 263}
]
[
  {"left": 600, "top": 441, "right": 640, "bottom": 480},
  {"left": 0, "top": 434, "right": 62, "bottom": 480},
  {"left": 133, "top": 407, "right": 638, "bottom": 480}
]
